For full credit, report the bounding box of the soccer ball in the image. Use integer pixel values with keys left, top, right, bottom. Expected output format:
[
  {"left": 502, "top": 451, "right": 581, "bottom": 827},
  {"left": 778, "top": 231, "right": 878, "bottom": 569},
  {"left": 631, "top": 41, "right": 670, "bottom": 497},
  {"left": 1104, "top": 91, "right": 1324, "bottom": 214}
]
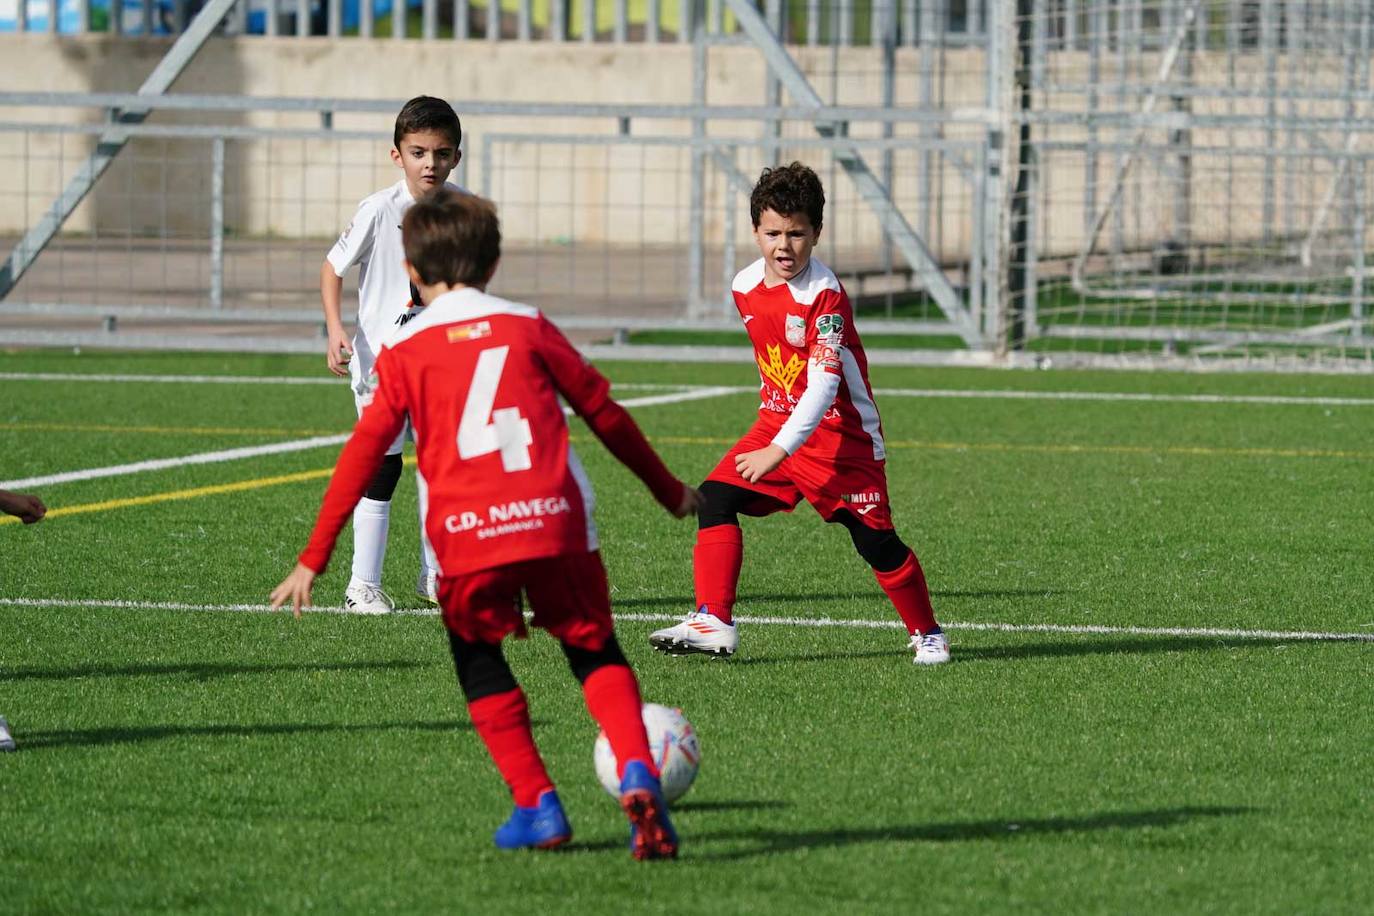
[{"left": 593, "top": 703, "right": 700, "bottom": 803}]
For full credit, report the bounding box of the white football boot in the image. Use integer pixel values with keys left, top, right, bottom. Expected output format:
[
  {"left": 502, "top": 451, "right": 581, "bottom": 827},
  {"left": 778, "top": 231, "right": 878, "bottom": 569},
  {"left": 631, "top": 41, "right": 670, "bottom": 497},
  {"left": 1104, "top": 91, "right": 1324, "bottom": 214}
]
[
  {"left": 909, "top": 631, "right": 951, "bottom": 666},
  {"left": 417, "top": 571, "right": 439, "bottom": 606},
  {"left": 649, "top": 607, "right": 738, "bottom": 658},
  {"left": 344, "top": 581, "right": 395, "bottom": 615}
]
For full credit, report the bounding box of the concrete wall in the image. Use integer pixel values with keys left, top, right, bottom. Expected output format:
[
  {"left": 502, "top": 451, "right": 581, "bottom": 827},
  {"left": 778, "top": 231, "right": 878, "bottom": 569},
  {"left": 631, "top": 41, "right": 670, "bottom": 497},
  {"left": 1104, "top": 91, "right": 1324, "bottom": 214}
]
[
  {"left": 0, "top": 34, "right": 989, "bottom": 255},
  {"left": 3, "top": 35, "right": 1363, "bottom": 268}
]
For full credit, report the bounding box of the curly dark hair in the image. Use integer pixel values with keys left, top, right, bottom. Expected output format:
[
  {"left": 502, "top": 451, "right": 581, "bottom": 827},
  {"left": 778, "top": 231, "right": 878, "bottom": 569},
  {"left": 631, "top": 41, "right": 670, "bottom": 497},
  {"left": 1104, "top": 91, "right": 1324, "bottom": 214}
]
[
  {"left": 393, "top": 96, "right": 462, "bottom": 150},
  {"left": 749, "top": 162, "right": 825, "bottom": 231}
]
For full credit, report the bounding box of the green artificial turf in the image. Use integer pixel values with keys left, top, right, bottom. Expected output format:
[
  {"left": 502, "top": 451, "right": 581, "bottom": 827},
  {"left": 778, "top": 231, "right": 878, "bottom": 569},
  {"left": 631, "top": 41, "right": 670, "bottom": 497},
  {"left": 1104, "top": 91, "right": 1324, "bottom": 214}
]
[{"left": 1, "top": 349, "right": 1371, "bottom": 913}]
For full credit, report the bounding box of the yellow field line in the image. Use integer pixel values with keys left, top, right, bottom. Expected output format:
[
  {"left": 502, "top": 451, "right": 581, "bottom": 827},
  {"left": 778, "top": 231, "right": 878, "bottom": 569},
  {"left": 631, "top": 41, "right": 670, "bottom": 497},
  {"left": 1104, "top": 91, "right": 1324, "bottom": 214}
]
[
  {"left": 5, "top": 433, "right": 1368, "bottom": 527},
  {"left": 5, "top": 422, "right": 1367, "bottom": 462},
  {"left": 0, "top": 468, "right": 334, "bottom": 526},
  {"left": 0, "top": 421, "right": 345, "bottom": 437}
]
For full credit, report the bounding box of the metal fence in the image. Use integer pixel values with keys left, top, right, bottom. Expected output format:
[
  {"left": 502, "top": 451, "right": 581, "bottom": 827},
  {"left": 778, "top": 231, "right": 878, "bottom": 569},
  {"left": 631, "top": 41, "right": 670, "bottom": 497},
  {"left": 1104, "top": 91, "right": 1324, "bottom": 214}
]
[
  {"left": 0, "top": 93, "right": 995, "bottom": 348},
  {"left": 3, "top": 0, "right": 1373, "bottom": 372}
]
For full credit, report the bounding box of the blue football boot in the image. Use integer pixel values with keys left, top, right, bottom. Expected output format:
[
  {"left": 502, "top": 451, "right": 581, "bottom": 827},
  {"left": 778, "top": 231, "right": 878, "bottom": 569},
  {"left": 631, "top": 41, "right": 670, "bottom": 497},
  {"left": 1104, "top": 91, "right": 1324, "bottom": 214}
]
[
  {"left": 619, "top": 760, "right": 679, "bottom": 860},
  {"left": 493, "top": 789, "right": 573, "bottom": 850}
]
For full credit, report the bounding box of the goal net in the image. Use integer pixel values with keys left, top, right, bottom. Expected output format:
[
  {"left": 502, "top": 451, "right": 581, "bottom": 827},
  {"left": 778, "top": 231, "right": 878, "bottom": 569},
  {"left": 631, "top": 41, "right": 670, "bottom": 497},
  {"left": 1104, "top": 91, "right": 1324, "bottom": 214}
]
[{"left": 1007, "top": 0, "right": 1374, "bottom": 371}]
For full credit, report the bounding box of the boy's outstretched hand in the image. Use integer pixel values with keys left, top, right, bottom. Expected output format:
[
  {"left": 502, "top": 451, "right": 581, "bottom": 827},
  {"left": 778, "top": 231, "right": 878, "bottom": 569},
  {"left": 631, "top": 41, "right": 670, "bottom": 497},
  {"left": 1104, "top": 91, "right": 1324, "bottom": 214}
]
[
  {"left": 735, "top": 444, "right": 787, "bottom": 484},
  {"left": 0, "top": 490, "right": 46, "bottom": 525},
  {"left": 672, "top": 485, "right": 704, "bottom": 519},
  {"left": 269, "top": 562, "right": 318, "bottom": 619}
]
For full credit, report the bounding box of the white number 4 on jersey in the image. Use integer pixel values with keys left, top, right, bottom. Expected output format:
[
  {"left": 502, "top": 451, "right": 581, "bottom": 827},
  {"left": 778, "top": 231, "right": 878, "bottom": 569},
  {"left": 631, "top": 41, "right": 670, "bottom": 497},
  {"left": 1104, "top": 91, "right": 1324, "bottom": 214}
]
[{"left": 458, "top": 346, "right": 533, "bottom": 472}]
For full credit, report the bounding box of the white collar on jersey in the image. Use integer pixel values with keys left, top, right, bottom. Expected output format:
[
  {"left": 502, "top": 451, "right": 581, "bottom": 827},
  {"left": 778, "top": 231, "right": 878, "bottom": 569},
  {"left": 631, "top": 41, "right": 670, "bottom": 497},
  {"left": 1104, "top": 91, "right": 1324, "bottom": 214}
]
[
  {"left": 731, "top": 257, "right": 841, "bottom": 306},
  {"left": 386, "top": 287, "right": 540, "bottom": 348}
]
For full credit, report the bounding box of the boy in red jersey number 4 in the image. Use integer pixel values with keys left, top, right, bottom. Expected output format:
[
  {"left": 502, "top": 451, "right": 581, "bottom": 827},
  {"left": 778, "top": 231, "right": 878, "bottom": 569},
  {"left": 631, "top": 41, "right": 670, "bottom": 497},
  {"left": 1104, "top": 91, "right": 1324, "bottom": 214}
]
[
  {"left": 649, "top": 163, "right": 950, "bottom": 665},
  {"left": 273, "top": 190, "right": 700, "bottom": 859}
]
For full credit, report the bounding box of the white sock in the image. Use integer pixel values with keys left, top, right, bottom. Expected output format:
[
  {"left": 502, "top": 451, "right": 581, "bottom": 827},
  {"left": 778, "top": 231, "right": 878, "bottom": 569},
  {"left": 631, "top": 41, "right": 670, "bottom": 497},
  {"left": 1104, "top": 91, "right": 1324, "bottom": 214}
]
[
  {"left": 416, "top": 468, "right": 439, "bottom": 578},
  {"left": 351, "top": 497, "right": 391, "bottom": 587}
]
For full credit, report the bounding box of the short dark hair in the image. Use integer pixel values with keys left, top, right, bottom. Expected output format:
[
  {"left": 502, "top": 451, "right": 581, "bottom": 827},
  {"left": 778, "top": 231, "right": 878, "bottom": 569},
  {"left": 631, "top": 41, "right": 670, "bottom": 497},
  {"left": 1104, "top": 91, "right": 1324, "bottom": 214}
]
[
  {"left": 393, "top": 96, "right": 462, "bottom": 150},
  {"left": 402, "top": 188, "right": 500, "bottom": 287},
  {"left": 750, "top": 162, "right": 825, "bottom": 231}
]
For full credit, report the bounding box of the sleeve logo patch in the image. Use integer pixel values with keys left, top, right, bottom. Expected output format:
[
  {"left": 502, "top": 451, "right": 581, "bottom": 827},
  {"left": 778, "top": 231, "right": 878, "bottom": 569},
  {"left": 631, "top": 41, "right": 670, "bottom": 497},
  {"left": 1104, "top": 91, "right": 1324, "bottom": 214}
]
[
  {"left": 809, "top": 342, "right": 842, "bottom": 372},
  {"left": 447, "top": 321, "right": 493, "bottom": 343},
  {"left": 816, "top": 313, "right": 845, "bottom": 339}
]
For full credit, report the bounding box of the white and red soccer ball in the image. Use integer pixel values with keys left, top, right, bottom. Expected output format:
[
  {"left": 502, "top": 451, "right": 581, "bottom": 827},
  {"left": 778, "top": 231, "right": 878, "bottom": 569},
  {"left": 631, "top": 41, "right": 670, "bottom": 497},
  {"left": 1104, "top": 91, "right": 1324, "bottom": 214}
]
[{"left": 593, "top": 703, "right": 700, "bottom": 803}]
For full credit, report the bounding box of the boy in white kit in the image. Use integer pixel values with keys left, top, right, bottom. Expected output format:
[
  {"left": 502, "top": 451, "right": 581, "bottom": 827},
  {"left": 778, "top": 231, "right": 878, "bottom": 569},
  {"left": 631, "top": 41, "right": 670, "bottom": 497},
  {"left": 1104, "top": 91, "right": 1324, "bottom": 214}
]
[{"left": 320, "top": 96, "right": 464, "bottom": 613}]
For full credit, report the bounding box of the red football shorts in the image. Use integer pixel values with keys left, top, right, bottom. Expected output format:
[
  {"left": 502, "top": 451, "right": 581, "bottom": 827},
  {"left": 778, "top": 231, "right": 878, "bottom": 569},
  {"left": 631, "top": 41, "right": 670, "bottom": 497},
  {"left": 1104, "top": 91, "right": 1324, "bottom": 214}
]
[
  {"left": 437, "top": 550, "right": 615, "bottom": 650},
  {"left": 706, "top": 416, "right": 894, "bottom": 530}
]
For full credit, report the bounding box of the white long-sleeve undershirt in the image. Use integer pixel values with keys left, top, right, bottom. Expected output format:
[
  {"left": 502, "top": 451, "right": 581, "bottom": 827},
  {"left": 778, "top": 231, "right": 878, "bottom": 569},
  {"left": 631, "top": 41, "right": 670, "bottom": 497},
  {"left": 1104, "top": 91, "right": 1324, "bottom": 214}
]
[{"left": 769, "top": 361, "right": 841, "bottom": 455}]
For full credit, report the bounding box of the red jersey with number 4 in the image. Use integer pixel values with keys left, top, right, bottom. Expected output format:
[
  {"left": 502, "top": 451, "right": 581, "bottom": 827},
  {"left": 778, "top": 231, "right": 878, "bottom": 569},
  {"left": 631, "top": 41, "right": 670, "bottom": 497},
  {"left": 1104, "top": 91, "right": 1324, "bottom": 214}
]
[
  {"left": 732, "top": 256, "right": 886, "bottom": 461},
  {"left": 298, "top": 287, "right": 678, "bottom": 578}
]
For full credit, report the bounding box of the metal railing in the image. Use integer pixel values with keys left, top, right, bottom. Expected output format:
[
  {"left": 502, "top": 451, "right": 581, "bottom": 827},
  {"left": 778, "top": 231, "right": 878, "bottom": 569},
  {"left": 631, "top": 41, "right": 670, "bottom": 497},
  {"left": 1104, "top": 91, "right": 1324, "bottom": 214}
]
[{"left": 0, "top": 93, "right": 991, "bottom": 346}]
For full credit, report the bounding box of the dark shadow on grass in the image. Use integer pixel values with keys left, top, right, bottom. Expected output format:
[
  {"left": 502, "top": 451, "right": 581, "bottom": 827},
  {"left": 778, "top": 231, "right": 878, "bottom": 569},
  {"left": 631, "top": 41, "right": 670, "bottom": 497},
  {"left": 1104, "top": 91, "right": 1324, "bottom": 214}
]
[
  {"left": 672, "top": 799, "right": 791, "bottom": 813},
  {"left": 933, "top": 589, "right": 1073, "bottom": 600},
  {"left": 717, "top": 635, "right": 1280, "bottom": 667},
  {"left": 692, "top": 806, "right": 1255, "bottom": 860},
  {"left": 614, "top": 593, "right": 857, "bottom": 611},
  {"left": 956, "top": 636, "right": 1281, "bottom": 663},
  {"left": 18, "top": 719, "right": 472, "bottom": 750},
  {"left": 552, "top": 801, "right": 796, "bottom": 854},
  {"left": 754, "top": 589, "right": 1074, "bottom": 603},
  {"left": 3, "top": 659, "right": 435, "bottom": 683},
  {"left": 615, "top": 589, "right": 1070, "bottom": 612},
  {"left": 562, "top": 838, "right": 629, "bottom": 853},
  {"left": 730, "top": 649, "right": 903, "bottom": 666}
]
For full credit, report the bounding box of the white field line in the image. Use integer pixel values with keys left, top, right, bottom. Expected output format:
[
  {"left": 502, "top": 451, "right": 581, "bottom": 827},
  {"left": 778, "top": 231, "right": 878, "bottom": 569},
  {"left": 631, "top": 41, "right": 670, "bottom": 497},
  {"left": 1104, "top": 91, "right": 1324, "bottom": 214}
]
[
  {"left": 0, "top": 372, "right": 698, "bottom": 391},
  {"left": 2, "top": 598, "right": 1371, "bottom": 643},
  {"left": 0, "top": 387, "right": 737, "bottom": 491},
  {"left": 601, "top": 384, "right": 1374, "bottom": 408},
  {"left": 604, "top": 385, "right": 1374, "bottom": 408},
  {"left": 871, "top": 387, "right": 1374, "bottom": 407},
  {"left": 0, "top": 372, "right": 349, "bottom": 386},
  {"left": 608, "top": 386, "right": 743, "bottom": 409},
  {"left": 0, "top": 434, "right": 351, "bottom": 490},
  {"left": 7, "top": 371, "right": 1374, "bottom": 407}
]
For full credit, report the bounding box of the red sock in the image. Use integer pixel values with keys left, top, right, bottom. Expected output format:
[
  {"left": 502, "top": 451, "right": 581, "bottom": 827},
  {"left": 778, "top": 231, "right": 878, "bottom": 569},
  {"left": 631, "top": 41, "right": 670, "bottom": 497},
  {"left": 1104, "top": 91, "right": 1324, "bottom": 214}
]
[
  {"left": 874, "top": 549, "right": 939, "bottom": 635},
  {"left": 582, "top": 664, "right": 656, "bottom": 780},
  {"left": 693, "top": 524, "right": 743, "bottom": 625},
  {"left": 467, "top": 688, "right": 554, "bottom": 808}
]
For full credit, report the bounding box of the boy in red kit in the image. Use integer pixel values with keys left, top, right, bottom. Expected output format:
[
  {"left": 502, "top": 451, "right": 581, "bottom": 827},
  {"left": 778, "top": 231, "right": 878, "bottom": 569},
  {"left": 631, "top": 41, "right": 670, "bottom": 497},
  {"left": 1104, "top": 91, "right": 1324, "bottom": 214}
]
[
  {"left": 271, "top": 189, "right": 700, "bottom": 859},
  {"left": 649, "top": 162, "right": 951, "bottom": 666}
]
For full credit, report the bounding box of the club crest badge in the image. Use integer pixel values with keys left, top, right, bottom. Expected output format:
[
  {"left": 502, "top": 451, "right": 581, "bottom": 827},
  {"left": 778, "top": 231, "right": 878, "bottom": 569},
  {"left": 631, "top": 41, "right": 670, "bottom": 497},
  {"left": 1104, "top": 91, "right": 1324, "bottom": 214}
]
[{"left": 784, "top": 313, "right": 806, "bottom": 348}]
